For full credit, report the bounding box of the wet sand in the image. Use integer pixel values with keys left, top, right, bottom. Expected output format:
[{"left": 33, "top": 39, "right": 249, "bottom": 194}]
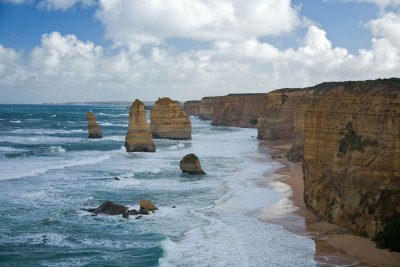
[{"left": 259, "top": 140, "right": 400, "bottom": 267}]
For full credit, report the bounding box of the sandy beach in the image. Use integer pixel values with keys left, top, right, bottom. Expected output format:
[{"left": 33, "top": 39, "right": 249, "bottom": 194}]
[{"left": 260, "top": 140, "right": 400, "bottom": 267}]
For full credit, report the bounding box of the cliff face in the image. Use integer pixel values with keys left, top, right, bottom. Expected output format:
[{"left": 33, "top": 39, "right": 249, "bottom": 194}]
[
  {"left": 302, "top": 79, "right": 400, "bottom": 238},
  {"left": 86, "top": 111, "right": 102, "bottom": 139},
  {"left": 125, "top": 99, "right": 156, "bottom": 152},
  {"left": 199, "top": 97, "right": 217, "bottom": 120},
  {"left": 183, "top": 101, "right": 201, "bottom": 116},
  {"left": 150, "top": 97, "right": 192, "bottom": 140},
  {"left": 257, "top": 90, "right": 303, "bottom": 140},
  {"left": 211, "top": 94, "right": 266, "bottom": 128}
]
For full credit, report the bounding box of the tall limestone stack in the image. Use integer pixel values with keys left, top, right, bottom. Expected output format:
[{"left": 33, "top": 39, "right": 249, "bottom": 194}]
[
  {"left": 183, "top": 100, "right": 201, "bottom": 116},
  {"left": 125, "top": 99, "right": 156, "bottom": 152},
  {"left": 211, "top": 93, "right": 266, "bottom": 128},
  {"left": 86, "top": 111, "right": 102, "bottom": 139},
  {"left": 150, "top": 97, "right": 192, "bottom": 140},
  {"left": 302, "top": 79, "right": 400, "bottom": 239}
]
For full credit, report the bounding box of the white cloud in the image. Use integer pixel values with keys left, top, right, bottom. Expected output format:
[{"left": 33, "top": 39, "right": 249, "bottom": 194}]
[
  {"left": 1, "top": 21, "right": 399, "bottom": 104},
  {"left": 369, "top": 12, "right": 400, "bottom": 43},
  {"left": 95, "top": 0, "right": 300, "bottom": 45},
  {"left": 0, "top": 44, "right": 30, "bottom": 86}
]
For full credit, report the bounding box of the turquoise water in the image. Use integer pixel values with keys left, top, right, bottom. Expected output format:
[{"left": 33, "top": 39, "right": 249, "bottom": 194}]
[{"left": 0, "top": 104, "right": 316, "bottom": 267}]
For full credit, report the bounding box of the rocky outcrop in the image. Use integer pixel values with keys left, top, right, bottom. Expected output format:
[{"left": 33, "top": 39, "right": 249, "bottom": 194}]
[
  {"left": 302, "top": 78, "right": 400, "bottom": 239},
  {"left": 125, "top": 99, "right": 156, "bottom": 152},
  {"left": 86, "top": 112, "right": 102, "bottom": 139},
  {"left": 183, "top": 100, "right": 201, "bottom": 116},
  {"left": 180, "top": 153, "right": 205, "bottom": 175},
  {"left": 150, "top": 97, "right": 192, "bottom": 140},
  {"left": 211, "top": 93, "right": 266, "bottom": 128},
  {"left": 139, "top": 199, "right": 158, "bottom": 214},
  {"left": 199, "top": 97, "right": 217, "bottom": 120}
]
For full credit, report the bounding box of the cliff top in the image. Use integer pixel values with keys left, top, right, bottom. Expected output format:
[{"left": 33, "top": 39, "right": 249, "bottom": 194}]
[{"left": 271, "top": 78, "right": 400, "bottom": 95}]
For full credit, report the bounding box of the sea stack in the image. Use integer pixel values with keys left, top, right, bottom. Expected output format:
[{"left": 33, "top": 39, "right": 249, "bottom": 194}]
[
  {"left": 124, "top": 99, "right": 156, "bottom": 152},
  {"left": 150, "top": 97, "right": 192, "bottom": 140},
  {"left": 180, "top": 153, "right": 205, "bottom": 175},
  {"left": 86, "top": 111, "right": 102, "bottom": 138}
]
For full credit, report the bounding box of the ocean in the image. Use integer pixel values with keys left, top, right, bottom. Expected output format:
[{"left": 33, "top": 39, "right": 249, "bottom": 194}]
[{"left": 0, "top": 104, "right": 316, "bottom": 267}]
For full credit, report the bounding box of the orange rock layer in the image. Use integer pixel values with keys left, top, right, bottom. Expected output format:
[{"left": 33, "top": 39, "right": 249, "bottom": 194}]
[
  {"left": 86, "top": 111, "right": 102, "bottom": 139},
  {"left": 302, "top": 79, "right": 400, "bottom": 238},
  {"left": 125, "top": 99, "right": 156, "bottom": 152},
  {"left": 150, "top": 97, "right": 192, "bottom": 140},
  {"left": 183, "top": 100, "right": 201, "bottom": 116},
  {"left": 211, "top": 93, "right": 266, "bottom": 128}
]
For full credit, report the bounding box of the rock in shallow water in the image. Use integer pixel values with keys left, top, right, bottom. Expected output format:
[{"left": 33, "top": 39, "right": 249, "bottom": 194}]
[
  {"left": 139, "top": 199, "right": 158, "bottom": 214},
  {"left": 125, "top": 99, "right": 156, "bottom": 152},
  {"left": 180, "top": 153, "right": 206, "bottom": 175},
  {"left": 86, "top": 111, "right": 102, "bottom": 139}
]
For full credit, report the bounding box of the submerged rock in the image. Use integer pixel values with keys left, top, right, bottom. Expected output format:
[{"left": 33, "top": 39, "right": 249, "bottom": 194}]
[
  {"left": 180, "top": 153, "right": 206, "bottom": 175},
  {"left": 124, "top": 99, "right": 156, "bottom": 152},
  {"left": 150, "top": 97, "right": 192, "bottom": 140},
  {"left": 86, "top": 112, "right": 102, "bottom": 139}
]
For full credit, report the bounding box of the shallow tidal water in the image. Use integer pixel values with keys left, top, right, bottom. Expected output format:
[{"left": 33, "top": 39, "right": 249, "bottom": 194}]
[{"left": 0, "top": 104, "right": 316, "bottom": 267}]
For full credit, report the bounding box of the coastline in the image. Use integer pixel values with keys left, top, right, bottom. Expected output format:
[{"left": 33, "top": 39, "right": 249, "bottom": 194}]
[{"left": 259, "top": 140, "right": 400, "bottom": 267}]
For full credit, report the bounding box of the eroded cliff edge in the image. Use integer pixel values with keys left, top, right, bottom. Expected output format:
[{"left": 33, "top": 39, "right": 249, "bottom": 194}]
[{"left": 302, "top": 79, "right": 400, "bottom": 239}]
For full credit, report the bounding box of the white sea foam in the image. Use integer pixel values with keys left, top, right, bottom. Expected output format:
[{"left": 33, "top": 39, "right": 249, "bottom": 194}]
[
  {"left": 0, "top": 135, "right": 82, "bottom": 145},
  {"left": 0, "top": 146, "right": 28, "bottom": 152},
  {"left": 47, "top": 146, "right": 66, "bottom": 153},
  {"left": 14, "top": 233, "right": 74, "bottom": 247},
  {"left": 0, "top": 153, "right": 111, "bottom": 181},
  {"left": 10, "top": 120, "right": 21, "bottom": 123},
  {"left": 6, "top": 128, "right": 84, "bottom": 135}
]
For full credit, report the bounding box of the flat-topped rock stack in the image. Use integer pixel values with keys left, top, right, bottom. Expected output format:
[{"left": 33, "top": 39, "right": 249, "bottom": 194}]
[
  {"left": 86, "top": 111, "right": 102, "bottom": 139},
  {"left": 125, "top": 99, "right": 156, "bottom": 152},
  {"left": 150, "top": 97, "right": 192, "bottom": 140}
]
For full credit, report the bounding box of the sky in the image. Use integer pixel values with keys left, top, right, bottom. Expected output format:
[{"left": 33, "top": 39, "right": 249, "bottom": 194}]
[{"left": 0, "top": 0, "right": 399, "bottom": 103}]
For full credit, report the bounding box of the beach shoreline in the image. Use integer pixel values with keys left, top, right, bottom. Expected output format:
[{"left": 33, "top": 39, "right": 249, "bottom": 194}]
[{"left": 259, "top": 140, "right": 400, "bottom": 267}]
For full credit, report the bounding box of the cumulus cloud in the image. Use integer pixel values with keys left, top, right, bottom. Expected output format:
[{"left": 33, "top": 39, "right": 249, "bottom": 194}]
[
  {"left": 1, "top": 21, "right": 399, "bottom": 103},
  {"left": 1, "top": 0, "right": 400, "bottom": 103},
  {"left": 369, "top": 12, "right": 400, "bottom": 43},
  {"left": 95, "top": 0, "right": 300, "bottom": 45}
]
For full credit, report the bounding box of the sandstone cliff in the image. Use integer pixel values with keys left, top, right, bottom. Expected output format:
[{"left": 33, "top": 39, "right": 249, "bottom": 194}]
[
  {"left": 125, "top": 99, "right": 156, "bottom": 152},
  {"left": 150, "top": 97, "right": 192, "bottom": 140},
  {"left": 183, "top": 100, "right": 201, "bottom": 116},
  {"left": 199, "top": 97, "right": 217, "bottom": 120},
  {"left": 302, "top": 79, "right": 400, "bottom": 239},
  {"left": 86, "top": 111, "right": 102, "bottom": 139},
  {"left": 211, "top": 93, "right": 266, "bottom": 128},
  {"left": 257, "top": 89, "right": 301, "bottom": 140}
]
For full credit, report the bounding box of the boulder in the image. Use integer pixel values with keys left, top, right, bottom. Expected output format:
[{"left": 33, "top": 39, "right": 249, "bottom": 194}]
[
  {"left": 150, "top": 97, "right": 192, "bottom": 140},
  {"left": 86, "top": 111, "right": 102, "bottom": 138},
  {"left": 125, "top": 99, "right": 156, "bottom": 152},
  {"left": 85, "top": 201, "right": 128, "bottom": 215},
  {"left": 180, "top": 153, "right": 206, "bottom": 175},
  {"left": 139, "top": 199, "right": 158, "bottom": 214}
]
